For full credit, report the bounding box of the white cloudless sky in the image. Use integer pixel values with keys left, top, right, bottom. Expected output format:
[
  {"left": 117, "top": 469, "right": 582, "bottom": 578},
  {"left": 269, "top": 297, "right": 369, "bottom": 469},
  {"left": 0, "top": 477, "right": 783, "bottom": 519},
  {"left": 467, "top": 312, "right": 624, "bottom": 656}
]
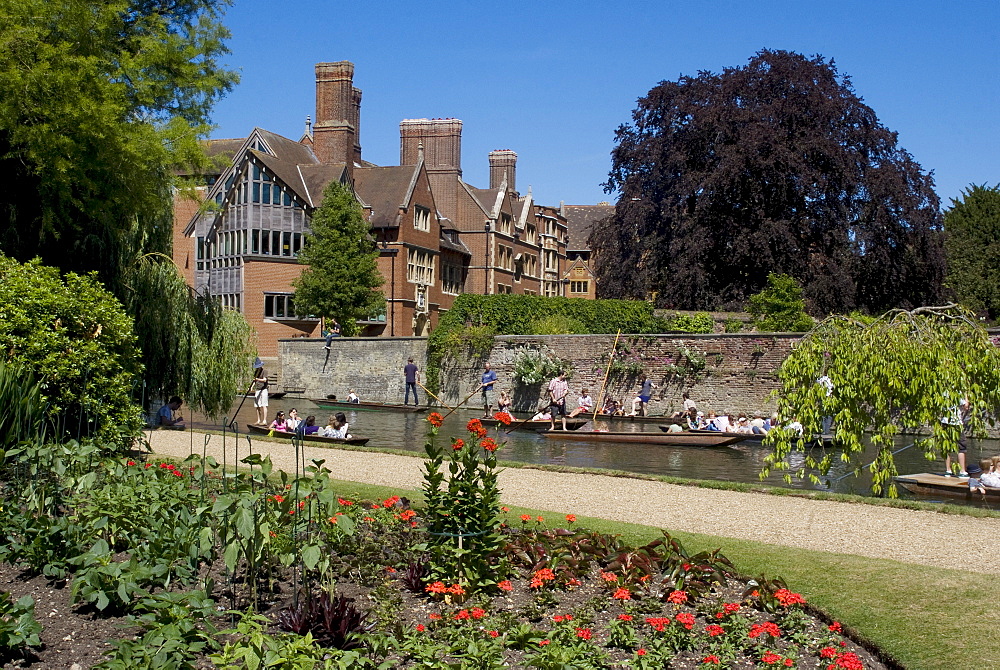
[{"left": 207, "top": 0, "right": 999, "bottom": 209}]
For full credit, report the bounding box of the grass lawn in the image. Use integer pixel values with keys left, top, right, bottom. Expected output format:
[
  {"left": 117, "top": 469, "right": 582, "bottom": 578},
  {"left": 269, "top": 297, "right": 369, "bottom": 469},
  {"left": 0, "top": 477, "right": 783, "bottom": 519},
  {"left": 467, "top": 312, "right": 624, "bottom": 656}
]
[{"left": 325, "top": 477, "right": 996, "bottom": 670}]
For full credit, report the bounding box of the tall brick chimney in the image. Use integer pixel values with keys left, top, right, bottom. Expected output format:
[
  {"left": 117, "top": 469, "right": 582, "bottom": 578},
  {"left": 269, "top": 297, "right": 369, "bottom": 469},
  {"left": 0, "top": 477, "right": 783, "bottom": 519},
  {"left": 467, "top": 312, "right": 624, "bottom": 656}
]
[
  {"left": 313, "top": 61, "right": 361, "bottom": 172},
  {"left": 489, "top": 149, "right": 517, "bottom": 192},
  {"left": 400, "top": 118, "right": 463, "bottom": 220}
]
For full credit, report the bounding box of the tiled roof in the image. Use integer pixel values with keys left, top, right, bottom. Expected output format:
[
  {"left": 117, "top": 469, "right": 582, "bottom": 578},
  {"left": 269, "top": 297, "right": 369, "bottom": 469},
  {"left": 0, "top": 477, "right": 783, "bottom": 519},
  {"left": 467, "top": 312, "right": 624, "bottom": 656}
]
[
  {"left": 562, "top": 204, "right": 615, "bottom": 251},
  {"left": 354, "top": 165, "right": 420, "bottom": 227},
  {"left": 439, "top": 228, "right": 471, "bottom": 255},
  {"left": 298, "top": 164, "right": 349, "bottom": 208}
]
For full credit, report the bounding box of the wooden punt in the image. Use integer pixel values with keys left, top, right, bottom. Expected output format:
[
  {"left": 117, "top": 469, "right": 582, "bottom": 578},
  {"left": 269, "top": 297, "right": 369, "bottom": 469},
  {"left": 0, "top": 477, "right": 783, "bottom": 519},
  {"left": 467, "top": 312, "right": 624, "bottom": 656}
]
[
  {"left": 481, "top": 417, "right": 589, "bottom": 431},
  {"left": 677, "top": 428, "right": 767, "bottom": 445},
  {"left": 540, "top": 430, "right": 745, "bottom": 447},
  {"left": 246, "top": 424, "right": 370, "bottom": 446},
  {"left": 893, "top": 473, "right": 1000, "bottom": 500},
  {"left": 602, "top": 414, "right": 685, "bottom": 425},
  {"left": 310, "top": 398, "right": 426, "bottom": 413}
]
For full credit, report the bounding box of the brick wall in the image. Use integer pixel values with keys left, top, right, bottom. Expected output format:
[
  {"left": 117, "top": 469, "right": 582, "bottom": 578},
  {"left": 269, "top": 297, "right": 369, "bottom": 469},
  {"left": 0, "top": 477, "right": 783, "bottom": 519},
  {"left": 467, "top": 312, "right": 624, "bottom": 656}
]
[
  {"left": 278, "top": 333, "right": 798, "bottom": 414},
  {"left": 279, "top": 337, "right": 428, "bottom": 402}
]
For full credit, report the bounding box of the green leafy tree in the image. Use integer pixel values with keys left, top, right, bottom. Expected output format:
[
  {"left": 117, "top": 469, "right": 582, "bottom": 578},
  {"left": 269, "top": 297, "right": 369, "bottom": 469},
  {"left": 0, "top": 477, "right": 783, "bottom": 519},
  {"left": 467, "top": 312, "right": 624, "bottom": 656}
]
[
  {"left": 746, "top": 274, "right": 815, "bottom": 332},
  {"left": 293, "top": 182, "right": 385, "bottom": 337},
  {"left": 0, "top": 257, "right": 143, "bottom": 447},
  {"left": 763, "top": 305, "right": 1000, "bottom": 496},
  {"left": 593, "top": 49, "right": 945, "bottom": 314},
  {"left": 0, "top": 0, "right": 254, "bottom": 408},
  {"left": 944, "top": 184, "right": 1000, "bottom": 319}
]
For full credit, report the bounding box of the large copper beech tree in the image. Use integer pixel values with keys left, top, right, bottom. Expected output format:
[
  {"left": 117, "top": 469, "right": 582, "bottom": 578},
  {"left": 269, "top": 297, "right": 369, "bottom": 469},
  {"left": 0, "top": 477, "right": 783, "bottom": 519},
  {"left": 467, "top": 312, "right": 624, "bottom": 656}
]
[{"left": 592, "top": 50, "right": 946, "bottom": 315}]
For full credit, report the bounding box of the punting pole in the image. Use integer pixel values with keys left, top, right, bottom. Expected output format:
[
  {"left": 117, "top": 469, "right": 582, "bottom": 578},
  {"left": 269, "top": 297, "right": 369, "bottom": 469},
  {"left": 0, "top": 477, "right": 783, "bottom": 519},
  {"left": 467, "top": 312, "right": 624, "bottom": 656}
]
[{"left": 593, "top": 330, "right": 623, "bottom": 422}]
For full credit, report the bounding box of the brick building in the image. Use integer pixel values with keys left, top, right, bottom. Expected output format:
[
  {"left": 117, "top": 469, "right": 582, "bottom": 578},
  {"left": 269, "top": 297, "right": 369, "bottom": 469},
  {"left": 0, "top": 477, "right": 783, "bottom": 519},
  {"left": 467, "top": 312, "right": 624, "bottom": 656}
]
[
  {"left": 559, "top": 203, "right": 615, "bottom": 300},
  {"left": 174, "top": 61, "right": 575, "bottom": 359}
]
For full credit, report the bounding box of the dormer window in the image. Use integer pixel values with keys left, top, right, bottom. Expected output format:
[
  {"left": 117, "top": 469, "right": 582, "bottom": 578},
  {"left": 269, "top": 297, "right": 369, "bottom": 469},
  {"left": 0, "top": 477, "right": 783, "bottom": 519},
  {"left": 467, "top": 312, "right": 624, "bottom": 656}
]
[{"left": 414, "top": 206, "right": 430, "bottom": 232}]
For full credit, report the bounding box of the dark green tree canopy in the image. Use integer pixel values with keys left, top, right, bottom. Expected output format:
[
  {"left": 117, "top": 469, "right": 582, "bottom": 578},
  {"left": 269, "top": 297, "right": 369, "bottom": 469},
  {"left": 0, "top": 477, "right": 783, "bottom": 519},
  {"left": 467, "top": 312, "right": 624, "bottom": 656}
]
[
  {"left": 944, "top": 184, "right": 1000, "bottom": 319},
  {"left": 293, "top": 182, "right": 385, "bottom": 337},
  {"left": 592, "top": 49, "right": 945, "bottom": 315}
]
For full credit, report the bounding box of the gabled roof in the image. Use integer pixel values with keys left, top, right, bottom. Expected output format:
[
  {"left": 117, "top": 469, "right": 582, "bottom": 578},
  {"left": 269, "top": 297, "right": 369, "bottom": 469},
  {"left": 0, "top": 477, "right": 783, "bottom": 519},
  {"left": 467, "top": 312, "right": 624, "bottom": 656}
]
[
  {"left": 298, "top": 163, "right": 350, "bottom": 208},
  {"left": 468, "top": 187, "right": 507, "bottom": 219},
  {"left": 562, "top": 204, "right": 615, "bottom": 251},
  {"left": 439, "top": 228, "right": 471, "bottom": 255},
  {"left": 354, "top": 164, "right": 423, "bottom": 228}
]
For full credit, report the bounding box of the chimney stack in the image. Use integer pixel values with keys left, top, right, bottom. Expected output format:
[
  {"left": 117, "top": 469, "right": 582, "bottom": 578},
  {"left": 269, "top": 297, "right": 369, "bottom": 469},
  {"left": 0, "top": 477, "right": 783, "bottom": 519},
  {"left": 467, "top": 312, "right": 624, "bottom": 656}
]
[
  {"left": 489, "top": 149, "right": 517, "bottom": 193},
  {"left": 401, "top": 118, "right": 463, "bottom": 220},
  {"left": 313, "top": 61, "right": 361, "bottom": 172}
]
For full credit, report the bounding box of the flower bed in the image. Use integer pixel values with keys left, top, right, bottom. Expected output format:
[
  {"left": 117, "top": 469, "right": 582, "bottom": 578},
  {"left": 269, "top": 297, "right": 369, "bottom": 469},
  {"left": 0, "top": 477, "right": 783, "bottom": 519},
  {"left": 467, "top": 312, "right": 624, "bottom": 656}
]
[{"left": 0, "top": 417, "right": 891, "bottom": 669}]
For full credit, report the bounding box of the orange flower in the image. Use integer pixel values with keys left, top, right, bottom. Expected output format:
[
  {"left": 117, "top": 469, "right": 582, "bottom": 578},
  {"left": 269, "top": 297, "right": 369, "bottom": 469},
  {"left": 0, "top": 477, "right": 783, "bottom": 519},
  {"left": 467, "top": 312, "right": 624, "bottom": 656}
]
[
  {"left": 667, "top": 589, "right": 688, "bottom": 605},
  {"left": 520, "top": 514, "right": 532, "bottom": 522},
  {"left": 481, "top": 437, "right": 498, "bottom": 452},
  {"left": 565, "top": 514, "right": 576, "bottom": 524},
  {"left": 428, "top": 412, "right": 444, "bottom": 427},
  {"left": 447, "top": 583, "right": 466, "bottom": 595},
  {"left": 493, "top": 411, "right": 512, "bottom": 425},
  {"left": 425, "top": 581, "right": 447, "bottom": 594},
  {"left": 466, "top": 418, "right": 483, "bottom": 433},
  {"left": 452, "top": 438, "right": 465, "bottom": 451},
  {"left": 497, "top": 580, "right": 513, "bottom": 592},
  {"left": 612, "top": 587, "right": 632, "bottom": 600}
]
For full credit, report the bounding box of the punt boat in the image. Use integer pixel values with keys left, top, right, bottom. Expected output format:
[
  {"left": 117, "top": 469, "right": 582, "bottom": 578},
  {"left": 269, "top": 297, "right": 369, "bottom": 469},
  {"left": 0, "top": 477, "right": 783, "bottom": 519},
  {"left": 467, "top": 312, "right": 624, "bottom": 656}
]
[
  {"left": 310, "top": 398, "right": 426, "bottom": 413},
  {"left": 246, "top": 424, "right": 370, "bottom": 446},
  {"left": 893, "top": 473, "right": 1000, "bottom": 501},
  {"left": 539, "top": 430, "right": 745, "bottom": 447}
]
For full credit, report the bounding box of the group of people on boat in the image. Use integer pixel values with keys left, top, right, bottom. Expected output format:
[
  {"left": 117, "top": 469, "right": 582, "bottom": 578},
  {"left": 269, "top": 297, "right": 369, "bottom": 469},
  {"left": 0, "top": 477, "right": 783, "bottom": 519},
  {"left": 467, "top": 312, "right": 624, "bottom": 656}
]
[{"left": 267, "top": 408, "right": 352, "bottom": 439}]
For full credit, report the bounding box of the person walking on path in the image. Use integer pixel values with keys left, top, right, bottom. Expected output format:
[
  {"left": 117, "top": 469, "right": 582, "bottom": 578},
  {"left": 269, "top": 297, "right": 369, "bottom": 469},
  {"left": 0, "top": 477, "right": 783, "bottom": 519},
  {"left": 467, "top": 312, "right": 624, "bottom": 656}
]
[
  {"left": 403, "top": 357, "right": 420, "bottom": 406},
  {"left": 547, "top": 370, "right": 569, "bottom": 431},
  {"left": 480, "top": 362, "right": 498, "bottom": 417},
  {"left": 253, "top": 365, "right": 269, "bottom": 426}
]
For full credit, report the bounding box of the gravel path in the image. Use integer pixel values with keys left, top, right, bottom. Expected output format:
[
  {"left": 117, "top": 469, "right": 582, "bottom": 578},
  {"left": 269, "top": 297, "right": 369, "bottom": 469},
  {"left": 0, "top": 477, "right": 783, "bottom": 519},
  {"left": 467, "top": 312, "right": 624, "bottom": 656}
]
[{"left": 147, "top": 429, "right": 1000, "bottom": 575}]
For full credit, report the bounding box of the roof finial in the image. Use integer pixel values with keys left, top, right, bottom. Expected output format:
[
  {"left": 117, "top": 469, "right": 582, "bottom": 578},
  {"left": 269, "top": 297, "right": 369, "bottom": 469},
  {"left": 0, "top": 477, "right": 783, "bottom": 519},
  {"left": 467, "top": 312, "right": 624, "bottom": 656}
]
[
  {"left": 304, "top": 115, "right": 312, "bottom": 137},
  {"left": 417, "top": 141, "right": 424, "bottom": 162}
]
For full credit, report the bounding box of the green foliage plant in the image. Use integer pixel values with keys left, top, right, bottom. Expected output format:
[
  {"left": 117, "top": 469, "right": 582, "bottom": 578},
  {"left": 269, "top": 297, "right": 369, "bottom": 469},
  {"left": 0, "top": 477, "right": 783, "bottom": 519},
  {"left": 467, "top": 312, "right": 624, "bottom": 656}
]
[
  {"left": 0, "top": 593, "right": 41, "bottom": 652},
  {"left": 944, "top": 184, "right": 1000, "bottom": 319},
  {"left": 511, "top": 350, "right": 573, "bottom": 386},
  {"left": 724, "top": 317, "right": 744, "bottom": 333},
  {"left": 747, "top": 273, "right": 815, "bottom": 332},
  {"left": 0, "top": 257, "right": 143, "bottom": 445},
  {"left": 0, "top": 362, "right": 48, "bottom": 464},
  {"left": 529, "top": 314, "right": 588, "bottom": 335},
  {"left": 662, "top": 312, "right": 714, "bottom": 334},
  {"left": 293, "top": 181, "right": 385, "bottom": 336},
  {"left": 763, "top": 304, "right": 1000, "bottom": 496},
  {"left": 419, "top": 416, "right": 506, "bottom": 593},
  {"left": 427, "top": 294, "right": 661, "bottom": 392},
  {"left": 439, "top": 324, "right": 498, "bottom": 360}
]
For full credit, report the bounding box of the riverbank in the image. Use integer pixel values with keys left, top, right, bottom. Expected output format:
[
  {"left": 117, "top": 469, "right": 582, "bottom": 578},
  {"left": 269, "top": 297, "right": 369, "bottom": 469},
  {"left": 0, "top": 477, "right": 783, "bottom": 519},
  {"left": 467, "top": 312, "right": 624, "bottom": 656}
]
[{"left": 146, "top": 428, "right": 1000, "bottom": 575}]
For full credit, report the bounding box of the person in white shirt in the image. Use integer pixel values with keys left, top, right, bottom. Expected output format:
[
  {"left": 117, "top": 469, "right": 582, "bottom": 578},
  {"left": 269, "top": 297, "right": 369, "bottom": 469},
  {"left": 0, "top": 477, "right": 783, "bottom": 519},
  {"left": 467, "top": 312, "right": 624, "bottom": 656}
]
[{"left": 569, "top": 388, "right": 594, "bottom": 418}]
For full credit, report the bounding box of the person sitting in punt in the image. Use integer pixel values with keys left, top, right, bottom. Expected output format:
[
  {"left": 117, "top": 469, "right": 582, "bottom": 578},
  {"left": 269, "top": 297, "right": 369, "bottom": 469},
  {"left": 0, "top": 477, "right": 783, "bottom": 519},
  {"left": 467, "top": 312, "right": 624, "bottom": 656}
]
[
  {"left": 497, "top": 389, "right": 515, "bottom": 418},
  {"left": 347, "top": 390, "right": 360, "bottom": 403},
  {"left": 531, "top": 408, "right": 552, "bottom": 421},
  {"left": 269, "top": 411, "right": 288, "bottom": 432},
  {"left": 671, "top": 392, "right": 697, "bottom": 418},
  {"left": 285, "top": 408, "right": 301, "bottom": 431},
  {"left": 323, "top": 412, "right": 351, "bottom": 439},
  {"left": 302, "top": 415, "right": 320, "bottom": 435},
  {"left": 601, "top": 398, "right": 622, "bottom": 415},
  {"left": 702, "top": 411, "right": 720, "bottom": 431},
  {"left": 785, "top": 417, "right": 804, "bottom": 436},
  {"left": 569, "top": 388, "right": 594, "bottom": 418},
  {"left": 733, "top": 415, "right": 754, "bottom": 434},
  {"left": 967, "top": 463, "right": 986, "bottom": 495},
  {"left": 685, "top": 408, "right": 705, "bottom": 430},
  {"left": 979, "top": 457, "right": 1000, "bottom": 488},
  {"left": 749, "top": 413, "right": 767, "bottom": 434}
]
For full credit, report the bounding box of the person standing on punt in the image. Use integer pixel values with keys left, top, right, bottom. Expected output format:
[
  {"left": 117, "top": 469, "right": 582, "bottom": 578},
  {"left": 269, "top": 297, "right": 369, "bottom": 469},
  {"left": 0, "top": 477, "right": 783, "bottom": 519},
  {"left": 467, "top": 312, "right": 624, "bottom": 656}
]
[
  {"left": 403, "top": 357, "right": 420, "bottom": 406},
  {"left": 253, "top": 364, "right": 269, "bottom": 426},
  {"left": 480, "top": 362, "right": 498, "bottom": 418},
  {"left": 547, "top": 370, "right": 569, "bottom": 431}
]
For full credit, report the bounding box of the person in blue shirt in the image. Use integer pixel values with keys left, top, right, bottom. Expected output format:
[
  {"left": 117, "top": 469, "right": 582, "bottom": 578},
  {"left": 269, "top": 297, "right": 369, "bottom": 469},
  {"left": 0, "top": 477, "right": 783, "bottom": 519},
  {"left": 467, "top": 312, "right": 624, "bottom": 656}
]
[
  {"left": 480, "top": 362, "right": 498, "bottom": 418},
  {"left": 157, "top": 396, "right": 185, "bottom": 429}
]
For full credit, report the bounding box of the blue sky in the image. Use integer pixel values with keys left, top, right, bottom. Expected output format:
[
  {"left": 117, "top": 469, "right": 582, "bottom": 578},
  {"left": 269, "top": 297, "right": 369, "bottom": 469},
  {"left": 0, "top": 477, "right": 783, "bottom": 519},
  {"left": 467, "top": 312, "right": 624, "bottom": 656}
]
[{"left": 208, "top": 0, "right": 998, "bottom": 209}]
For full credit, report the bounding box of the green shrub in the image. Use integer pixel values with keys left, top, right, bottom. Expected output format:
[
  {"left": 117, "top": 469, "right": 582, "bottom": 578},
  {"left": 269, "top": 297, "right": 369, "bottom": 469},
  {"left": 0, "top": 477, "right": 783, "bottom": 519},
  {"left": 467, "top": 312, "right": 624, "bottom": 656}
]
[
  {"left": 512, "top": 351, "right": 573, "bottom": 386},
  {"left": 724, "top": 317, "right": 744, "bottom": 333},
  {"left": 747, "top": 274, "right": 816, "bottom": 333},
  {"left": 0, "top": 362, "right": 48, "bottom": 462},
  {"left": 662, "top": 312, "right": 715, "bottom": 333},
  {"left": 0, "top": 592, "right": 41, "bottom": 651},
  {"left": 529, "top": 314, "right": 587, "bottom": 335},
  {"left": 0, "top": 257, "right": 142, "bottom": 445}
]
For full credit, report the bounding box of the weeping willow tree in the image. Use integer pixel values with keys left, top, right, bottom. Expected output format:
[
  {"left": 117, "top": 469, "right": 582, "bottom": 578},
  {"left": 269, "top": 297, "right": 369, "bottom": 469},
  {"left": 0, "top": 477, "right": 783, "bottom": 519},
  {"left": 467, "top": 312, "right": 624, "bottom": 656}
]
[
  {"left": 125, "top": 254, "right": 256, "bottom": 418},
  {"left": 762, "top": 305, "right": 1000, "bottom": 496}
]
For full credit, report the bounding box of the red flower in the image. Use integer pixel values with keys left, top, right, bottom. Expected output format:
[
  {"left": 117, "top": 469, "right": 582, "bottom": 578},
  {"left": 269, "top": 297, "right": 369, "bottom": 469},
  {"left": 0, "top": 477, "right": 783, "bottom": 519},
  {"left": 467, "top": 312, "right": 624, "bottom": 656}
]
[
  {"left": 337, "top": 497, "right": 353, "bottom": 506},
  {"left": 126, "top": 460, "right": 136, "bottom": 466},
  {"left": 784, "top": 660, "right": 794, "bottom": 668},
  {"left": 429, "top": 613, "right": 442, "bottom": 620},
  {"left": 425, "top": 582, "right": 447, "bottom": 594},
  {"left": 328, "top": 517, "right": 338, "bottom": 524},
  {"left": 830, "top": 652, "right": 864, "bottom": 670},
  {"left": 488, "top": 630, "right": 499, "bottom": 638},
  {"left": 539, "top": 640, "right": 550, "bottom": 646},
  {"left": 723, "top": 602, "right": 741, "bottom": 615},
  {"left": 383, "top": 495, "right": 400, "bottom": 508},
  {"left": 481, "top": 437, "right": 498, "bottom": 452},
  {"left": 829, "top": 621, "right": 842, "bottom": 633},
  {"left": 565, "top": 514, "right": 576, "bottom": 524},
  {"left": 497, "top": 580, "right": 513, "bottom": 592},
  {"left": 428, "top": 412, "right": 444, "bottom": 427},
  {"left": 612, "top": 587, "right": 632, "bottom": 600},
  {"left": 536, "top": 515, "right": 544, "bottom": 523},
  {"left": 493, "top": 411, "right": 512, "bottom": 425},
  {"left": 501, "top": 506, "right": 510, "bottom": 512},
  {"left": 470, "top": 608, "right": 486, "bottom": 620},
  {"left": 575, "top": 628, "right": 592, "bottom": 640},
  {"left": 415, "top": 624, "right": 425, "bottom": 632},
  {"left": 702, "top": 656, "right": 720, "bottom": 665},
  {"left": 749, "top": 622, "right": 782, "bottom": 639},
  {"left": 466, "top": 418, "right": 483, "bottom": 433},
  {"left": 600, "top": 571, "right": 617, "bottom": 582},
  {"left": 398, "top": 509, "right": 417, "bottom": 521},
  {"left": 773, "top": 588, "right": 806, "bottom": 607},
  {"left": 645, "top": 617, "right": 670, "bottom": 632},
  {"left": 452, "top": 438, "right": 465, "bottom": 451},
  {"left": 476, "top": 427, "right": 488, "bottom": 438},
  {"left": 821, "top": 647, "right": 837, "bottom": 659},
  {"left": 637, "top": 649, "right": 647, "bottom": 656},
  {"left": 447, "top": 584, "right": 465, "bottom": 595},
  {"left": 667, "top": 589, "right": 688, "bottom": 604},
  {"left": 618, "top": 614, "right": 633, "bottom": 621},
  {"left": 173, "top": 470, "right": 183, "bottom": 477},
  {"left": 453, "top": 609, "right": 470, "bottom": 620},
  {"left": 705, "top": 624, "right": 725, "bottom": 637},
  {"left": 675, "top": 612, "right": 695, "bottom": 630},
  {"left": 761, "top": 651, "right": 783, "bottom": 665},
  {"left": 520, "top": 514, "right": 532, "bottom": 522}
]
